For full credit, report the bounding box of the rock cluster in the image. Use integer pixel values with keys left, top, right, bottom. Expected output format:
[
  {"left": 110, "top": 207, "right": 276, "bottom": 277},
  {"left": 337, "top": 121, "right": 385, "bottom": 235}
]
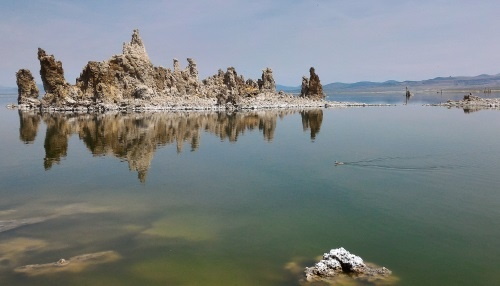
[
  {"left": 305, "top": 247, "right": 392, "bottom": 284},
  {"left": 300, "top": 67, "right": 325, "bottom": 99},
  {"left": 430, "top": 94, "right": 500, "bottom": 111},
  {"left": 16, "top": 29, "right": 327, "bottom": 112}
]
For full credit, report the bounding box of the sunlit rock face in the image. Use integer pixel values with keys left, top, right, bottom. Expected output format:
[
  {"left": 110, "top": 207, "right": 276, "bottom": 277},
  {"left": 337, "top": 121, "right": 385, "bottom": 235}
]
[{"left": 18, "top": 110, "right": 323, "bottom": 182}]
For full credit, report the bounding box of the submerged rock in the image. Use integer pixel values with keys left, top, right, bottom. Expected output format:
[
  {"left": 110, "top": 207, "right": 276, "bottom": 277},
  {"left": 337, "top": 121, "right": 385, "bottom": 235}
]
[
  {"left": 0, "top": 203, "right": 112, "bottom": 234},
  {"left": 14, "top": 250, "right": 120, "bottom": 276},
  {"left": 305, "top": 247, "right": 392, "bottom": 284}
]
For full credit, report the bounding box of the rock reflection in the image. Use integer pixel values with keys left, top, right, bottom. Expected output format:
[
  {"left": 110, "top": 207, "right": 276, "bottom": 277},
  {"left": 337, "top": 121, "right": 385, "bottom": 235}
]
[
  {"left": 300, "top": 109, "right": 323, "bottom": 140},
  {"left": 18, "top": 111, "right": 40, "bottom": 143},
  {"left": 18, "top": 110, "right": 323, "bottom": 182}
]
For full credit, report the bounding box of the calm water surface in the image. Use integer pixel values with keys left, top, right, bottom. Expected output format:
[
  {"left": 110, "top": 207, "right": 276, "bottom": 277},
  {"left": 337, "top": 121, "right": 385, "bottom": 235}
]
[{"left": 0, "top": 93, "right": 499, "bottom": 285}]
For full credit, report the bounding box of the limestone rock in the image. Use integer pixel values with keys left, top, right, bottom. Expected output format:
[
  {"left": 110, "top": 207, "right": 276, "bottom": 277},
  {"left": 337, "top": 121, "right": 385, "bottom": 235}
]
[
  {"left": 16, "top": 69, "right": 39, "bottom": 104},
  {"left": 187, "top": 58, "right": 198, "bottom": 81},
  {"left": 38, "top": 48, "right": 82, "bottom": 105},
  {"left": 15, "top": 29, "right": 330, "bottom": 111},
  {"left": 305, "top": 247, "right": 392, "bottom": 283},
  {"left": 224, "top": 67, "right": 238, "bottom": 95},
  {"left": 76, "top": 28, "right": 156, "bottom": 102},
  {"left": 258, "top": 67, "right": 276, "bottom": 92},
  {"left": 300, "top": 67, "right": 325, "bottom": 99},
  {"left": 173, "top": 58, "right": 181, "bottom": 73},
  {"left": 432, "top": 94, "right": 500, "bottom": 111},
  {"left": 300, "top": 76, "right": 309, "bottom": 98},
  {"left": 37, "top": 48, "right": 66, "bottom": 94}
]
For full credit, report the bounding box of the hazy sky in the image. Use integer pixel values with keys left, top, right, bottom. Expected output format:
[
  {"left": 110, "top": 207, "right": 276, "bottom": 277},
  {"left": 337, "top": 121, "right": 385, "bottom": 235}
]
[{"left": 2, "top": 0, "right": 500, "bottom": 87}]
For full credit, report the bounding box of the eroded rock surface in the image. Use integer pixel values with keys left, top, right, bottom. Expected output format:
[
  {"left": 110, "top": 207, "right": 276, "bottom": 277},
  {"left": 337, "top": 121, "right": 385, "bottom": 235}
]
[
  {"left": 16, "top": 69, "right": 39, "bottom": 104},
  {"left": 37, "top": 48, "right": 82, "bottom": 106},
  {"left": 15, "top": 29, "right": 331, "bottom": 111},
  {"left": 300, "top": 67, "right": 325, "bottom": 99},
  {"left": 258, "top": 67, "right": 276, "bottom": 92},
  {"left": 305, "top": 247, "right": 392, "bottom": 284}
]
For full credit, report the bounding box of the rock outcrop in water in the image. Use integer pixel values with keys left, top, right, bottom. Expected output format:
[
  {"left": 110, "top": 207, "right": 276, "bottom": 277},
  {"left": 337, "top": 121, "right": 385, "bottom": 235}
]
[
  {"left": 305, "top": 247, "right": 392, "bottom": 284},
  {"left": 429, "top": 94, "right": 500, "bottom": 112},
  {"left": 15, "top": 29, "right": 330, "bottom": 111},
  {"left": 300, "top": 67, "right": 325, "bottom": 99},
  {"left": 16, "top": 69, "right": 39, "bottom": 104}
]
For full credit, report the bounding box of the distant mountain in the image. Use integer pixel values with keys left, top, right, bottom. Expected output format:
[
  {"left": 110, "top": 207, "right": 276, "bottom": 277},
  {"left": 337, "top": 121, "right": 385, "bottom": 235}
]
[
  {"left": 0, "top": 84, "right": 45, "bottom": 95},
  {"left": 5, "top": 74, "right": 500, "bottom": 95},
  {"left": 0, "top": 85, "right": 17, "bottom": 94},
  {"left": 323, "top": 74, "right": 500, "bottom": 92},
  {"left": 277, "top": 74, "right": 500, "bottom": 93},
  {"left": 276, "top": 84, "right": 300, "bottom": 92}
]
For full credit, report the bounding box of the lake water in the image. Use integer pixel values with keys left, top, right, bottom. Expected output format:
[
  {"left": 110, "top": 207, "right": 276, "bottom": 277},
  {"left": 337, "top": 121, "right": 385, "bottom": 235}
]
[{"left": 0, "top": 92, "right": 499, "bottom": 285}]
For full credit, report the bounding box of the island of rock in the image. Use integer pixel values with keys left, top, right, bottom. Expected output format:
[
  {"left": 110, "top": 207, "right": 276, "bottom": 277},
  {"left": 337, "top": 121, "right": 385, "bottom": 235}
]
[
  {"left": 429, "top": 93, "right": 500, "bottom": 112},
  {"left": 305, "top": 247, "right": 393, "bottom": 284},
  {"left": 15, "top": 29, "right": 340, "bottom": 112}
]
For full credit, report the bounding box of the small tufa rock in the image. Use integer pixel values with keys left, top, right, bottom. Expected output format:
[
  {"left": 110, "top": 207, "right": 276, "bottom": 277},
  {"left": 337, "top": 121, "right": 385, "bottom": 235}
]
[
  {"left": 16, "top": 69, "right": 39, "bottom": 104},
  {"left": 305, "top": 247, "right": 392, "bottom": 283},
  {"left": 258, "top": 67, "right": 276, "bottom": 92},
  {"left": 300, "top": 67, "right": 325, "bottom": 99}
]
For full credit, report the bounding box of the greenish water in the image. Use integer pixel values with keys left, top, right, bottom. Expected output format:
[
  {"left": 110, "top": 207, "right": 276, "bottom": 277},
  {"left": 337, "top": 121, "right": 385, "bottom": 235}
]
[{"left": 0, "top": 94, "right": 499, "bottom": 285}]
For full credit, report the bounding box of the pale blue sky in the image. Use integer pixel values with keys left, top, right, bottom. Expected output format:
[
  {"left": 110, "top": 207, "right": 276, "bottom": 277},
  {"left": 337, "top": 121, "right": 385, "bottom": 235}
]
[{"left": 2, "top": 0, "right": 500, "bottom": 87}]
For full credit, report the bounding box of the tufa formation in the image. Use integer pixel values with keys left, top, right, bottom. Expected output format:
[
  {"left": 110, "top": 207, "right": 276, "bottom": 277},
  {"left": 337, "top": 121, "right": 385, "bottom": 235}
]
[
  {"left": 300, "top": 67, "right": 325, "bottom": 99},
  {"left": 16, "top": 29, "right": 327, "bottom": 111},
  {"left": 305, "top": 247, "right": 393, "bottom": 284},
  {"left": 16, "top": 69, "right": 39, "bottom": 104}
]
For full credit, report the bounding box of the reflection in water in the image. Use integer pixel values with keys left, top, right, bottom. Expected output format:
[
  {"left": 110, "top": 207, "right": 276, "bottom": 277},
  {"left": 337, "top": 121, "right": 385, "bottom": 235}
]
[
  {"left": 18, "top": 110, "right": 323, "bottom": 182},
  {"left": 18, "top": 111, "right": 40, "bottom": 144},
  {"left": 300, "top": 109, "right": 323, "bottom": 140}
]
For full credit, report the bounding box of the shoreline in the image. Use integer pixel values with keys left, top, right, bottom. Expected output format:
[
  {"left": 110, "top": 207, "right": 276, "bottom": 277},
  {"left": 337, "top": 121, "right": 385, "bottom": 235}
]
[
  {"left": 10, "top": 92, "right": 393, "bottom": 113},
  {"left": 425, "top": 95, "right": 500, "bottom": 110}
]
